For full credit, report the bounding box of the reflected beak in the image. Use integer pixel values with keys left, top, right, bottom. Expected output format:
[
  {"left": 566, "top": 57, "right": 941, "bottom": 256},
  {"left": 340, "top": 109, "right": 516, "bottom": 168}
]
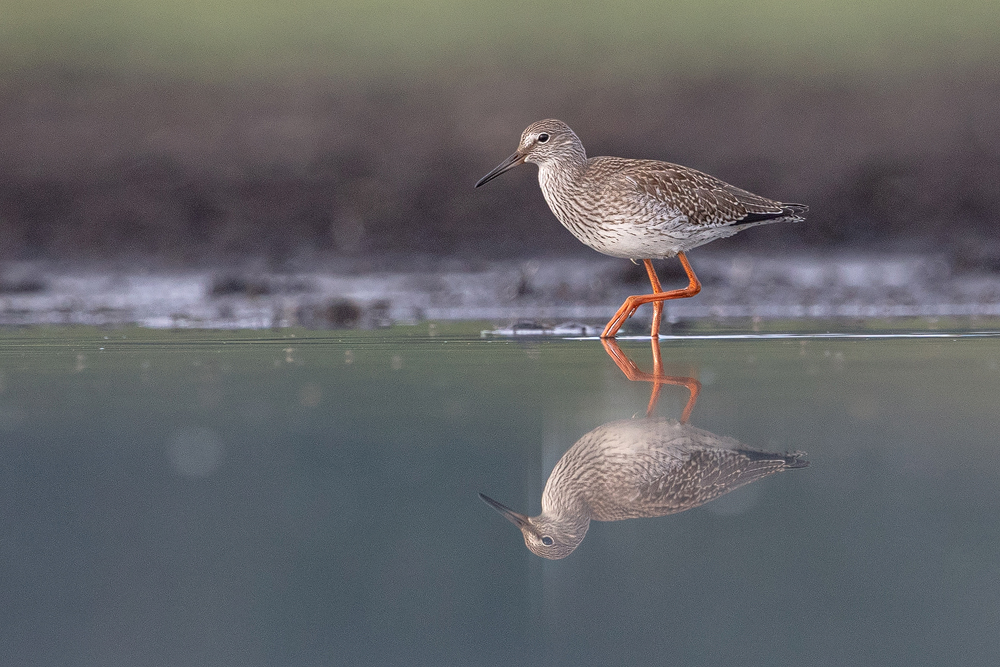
[
  {"left": 479, "top": 492, "right": 531, "bottom": 530},
  {"left": 475, "top": 151, "right": 527, "bottom": 188}
]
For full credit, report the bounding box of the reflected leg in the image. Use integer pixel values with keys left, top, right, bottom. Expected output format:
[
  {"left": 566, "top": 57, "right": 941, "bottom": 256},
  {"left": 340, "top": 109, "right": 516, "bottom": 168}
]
[{"left": 601, "top": 338, "right": 701, "bottom": 421}]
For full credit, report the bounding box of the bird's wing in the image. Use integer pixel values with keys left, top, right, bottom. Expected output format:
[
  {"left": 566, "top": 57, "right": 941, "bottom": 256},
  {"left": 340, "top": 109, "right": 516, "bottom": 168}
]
[
  {"left": 623, "top": 160, "right": 795, "bottom": 228},
  {"left": 688, "top": 448, "right": 797, "bottom": 489},
  {"left": 620, "top": 447, "right": 793, "bottom": 517},
  {"left": 599, "top": 420, "right": 801, "bottom": 517}
]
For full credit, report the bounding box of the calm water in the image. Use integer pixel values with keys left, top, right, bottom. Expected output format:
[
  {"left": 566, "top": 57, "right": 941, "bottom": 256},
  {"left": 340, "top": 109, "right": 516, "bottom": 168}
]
[{"left": 2, "top": 326, "right": 999, "bottom": 666}]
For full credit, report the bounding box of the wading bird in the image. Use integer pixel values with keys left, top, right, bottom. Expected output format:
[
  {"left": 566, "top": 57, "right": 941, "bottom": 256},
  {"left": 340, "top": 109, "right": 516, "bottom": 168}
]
[{"left": 476, "top": 119, "right": 807, "bottom": 337}]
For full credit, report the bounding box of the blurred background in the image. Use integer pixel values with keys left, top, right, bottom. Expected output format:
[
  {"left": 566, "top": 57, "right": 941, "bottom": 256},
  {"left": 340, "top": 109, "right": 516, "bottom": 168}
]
[{"left": 1, "top": 0, "right": 1000, "bottom": 292}]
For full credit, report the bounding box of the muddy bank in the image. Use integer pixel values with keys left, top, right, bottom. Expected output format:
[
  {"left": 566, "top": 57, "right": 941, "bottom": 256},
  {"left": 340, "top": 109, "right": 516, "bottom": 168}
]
[
  {"left": 0, "top": 71, "right": 998, "bottom": 266},
  {"left": 3, "top": 252, "right": 999, "bottom": 330}
]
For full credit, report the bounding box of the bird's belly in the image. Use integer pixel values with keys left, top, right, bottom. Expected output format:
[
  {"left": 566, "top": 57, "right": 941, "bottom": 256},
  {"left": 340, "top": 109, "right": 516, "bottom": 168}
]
[{"left": 556, "top": 214, "right": 689, "bottom": 260}]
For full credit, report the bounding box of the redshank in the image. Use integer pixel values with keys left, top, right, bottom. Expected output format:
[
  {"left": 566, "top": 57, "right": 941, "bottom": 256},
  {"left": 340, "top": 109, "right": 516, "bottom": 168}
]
[
  {"left": 475, "top": 119, "right": 807, "bottom": 337},
  {"left": 480, "top": 418, "right": 808, "bottom": 559},
  {"left": 479, "top": 338, "right": 807, "bottom": 558}
]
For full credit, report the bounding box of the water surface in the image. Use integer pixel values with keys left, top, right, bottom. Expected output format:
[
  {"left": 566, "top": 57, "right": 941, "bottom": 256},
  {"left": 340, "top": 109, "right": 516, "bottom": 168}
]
[{"left": 1, "top": 326, "right": 998, "bottom": 666}]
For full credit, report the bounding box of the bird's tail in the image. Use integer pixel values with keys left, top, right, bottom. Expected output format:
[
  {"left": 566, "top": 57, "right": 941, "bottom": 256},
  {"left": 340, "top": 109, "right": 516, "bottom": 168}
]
[
  {"left": 780, "top": 451, "right": 810, "bottom": 468},
  {"left": 781, "top": 203, "right": 809, "bottom": 220}
]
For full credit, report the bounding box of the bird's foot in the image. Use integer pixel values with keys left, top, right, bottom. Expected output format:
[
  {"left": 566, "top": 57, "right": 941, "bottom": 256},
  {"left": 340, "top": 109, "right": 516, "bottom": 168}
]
[{"left": 602, "top": 297, "right": 643, "bottom": 338}]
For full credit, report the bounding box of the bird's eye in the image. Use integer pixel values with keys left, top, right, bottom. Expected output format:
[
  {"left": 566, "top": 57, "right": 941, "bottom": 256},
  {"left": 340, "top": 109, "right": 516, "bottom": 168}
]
[
  {"left": 541, "top": 536, "right": 554, "bottom": 546},
  {"left": 537, "top": 133, "right": 549, "bottom": 143}
]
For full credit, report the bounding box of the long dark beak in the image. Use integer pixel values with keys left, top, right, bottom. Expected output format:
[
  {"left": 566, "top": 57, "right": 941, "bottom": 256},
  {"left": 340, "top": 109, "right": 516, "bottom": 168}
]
[
  {"left": 475, "top": 151, "right": 526, "bottom": 188},
  {"left": 478, "top": 492, "right": 531, "bottom": 530}
]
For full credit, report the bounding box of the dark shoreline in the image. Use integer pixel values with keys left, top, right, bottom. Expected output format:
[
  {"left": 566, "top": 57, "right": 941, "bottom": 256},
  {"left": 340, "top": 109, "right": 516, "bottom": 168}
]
[{"left": 1, "top": 71, "right": 999, "bottom": 268}]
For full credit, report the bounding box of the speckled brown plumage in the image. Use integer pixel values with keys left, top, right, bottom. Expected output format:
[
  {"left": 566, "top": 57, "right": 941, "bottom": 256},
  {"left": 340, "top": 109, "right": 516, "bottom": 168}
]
[
  {"left": 479, "top": 417, "right": 808, "bottom": 559},
  {"left": 476, "top": 119, "right": 808, "bottom": 337}
]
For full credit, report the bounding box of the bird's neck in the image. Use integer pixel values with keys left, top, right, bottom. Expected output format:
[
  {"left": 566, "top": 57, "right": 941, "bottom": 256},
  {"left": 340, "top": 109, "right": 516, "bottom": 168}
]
[
  {"left": 541, "top": 471, "right": 592, "bottom": 526},
  {"left": 537, "top": 156, "right": 587, "bottom": 200}
]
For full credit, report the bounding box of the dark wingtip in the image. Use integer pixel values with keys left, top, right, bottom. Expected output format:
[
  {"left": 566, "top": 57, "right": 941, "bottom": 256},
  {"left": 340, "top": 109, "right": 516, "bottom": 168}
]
[
  {"left": 737, "top": 211, "right": 788, "bottom": 225},
  {"left": 783, "top": 203, "right": 809, "bottom": 216},
  {"left": 739, "top": 448, "right": 809, "bottom": 468}
]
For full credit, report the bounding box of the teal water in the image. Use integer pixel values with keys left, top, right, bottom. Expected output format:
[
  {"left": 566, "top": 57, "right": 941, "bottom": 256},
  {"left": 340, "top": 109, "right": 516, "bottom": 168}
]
[{"left": 1, "top": 327, "right": 999, "bottom": 666}]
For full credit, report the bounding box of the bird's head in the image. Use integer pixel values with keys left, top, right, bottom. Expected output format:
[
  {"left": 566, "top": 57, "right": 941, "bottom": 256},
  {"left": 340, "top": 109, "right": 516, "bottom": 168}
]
[
  {"left": 475, "top": 119, "right": 586, "bottom": 188},
  {"left": 479, "top": 492, "right": 588, "bottom": 559}
]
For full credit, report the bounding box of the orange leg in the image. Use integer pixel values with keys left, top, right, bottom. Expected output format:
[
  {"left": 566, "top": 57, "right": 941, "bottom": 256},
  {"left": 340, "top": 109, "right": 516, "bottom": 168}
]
[
  {"left": 644, "top": 259, "right": 664, "bottom": 339},
  {"left": 601, "top": 252, "right": 702, "bottom": 338},
  {"left": 601, "top": 338, "right": 701, "bottom": 421}
]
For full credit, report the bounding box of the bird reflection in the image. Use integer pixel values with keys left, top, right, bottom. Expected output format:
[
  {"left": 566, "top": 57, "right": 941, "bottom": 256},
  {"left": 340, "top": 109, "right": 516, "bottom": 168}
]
[{"left": 480, "top": 339, "right": 808, "bottom": 559}]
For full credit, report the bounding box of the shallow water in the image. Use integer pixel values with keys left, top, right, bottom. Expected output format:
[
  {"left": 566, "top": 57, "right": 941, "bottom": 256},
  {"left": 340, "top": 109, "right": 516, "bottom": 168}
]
[{"left": 1, "top": 326, "right": 999, "bottom": 666}]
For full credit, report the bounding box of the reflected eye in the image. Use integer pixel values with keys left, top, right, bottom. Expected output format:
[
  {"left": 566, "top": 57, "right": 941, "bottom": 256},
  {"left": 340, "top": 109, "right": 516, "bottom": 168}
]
[
  {"left": 541, "top": 536, "right": 554, "bottom": 546},
  {"left": 537, "top": 133, "right": 549, "bottom": 143}
]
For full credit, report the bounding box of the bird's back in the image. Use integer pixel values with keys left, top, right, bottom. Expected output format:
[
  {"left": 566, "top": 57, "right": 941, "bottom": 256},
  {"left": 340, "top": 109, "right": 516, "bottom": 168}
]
[
  {"left": 539, "top": 155, "right": 807, "bottom": 259},
  {"left": 542, "top": 418, "right": 806, "bottom": 522}
]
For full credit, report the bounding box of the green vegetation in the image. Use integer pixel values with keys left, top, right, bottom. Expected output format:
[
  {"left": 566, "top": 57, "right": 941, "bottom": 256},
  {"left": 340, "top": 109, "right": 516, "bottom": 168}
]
[{"left": 3, "top": 0, "right": 999, "bottom": 79}]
